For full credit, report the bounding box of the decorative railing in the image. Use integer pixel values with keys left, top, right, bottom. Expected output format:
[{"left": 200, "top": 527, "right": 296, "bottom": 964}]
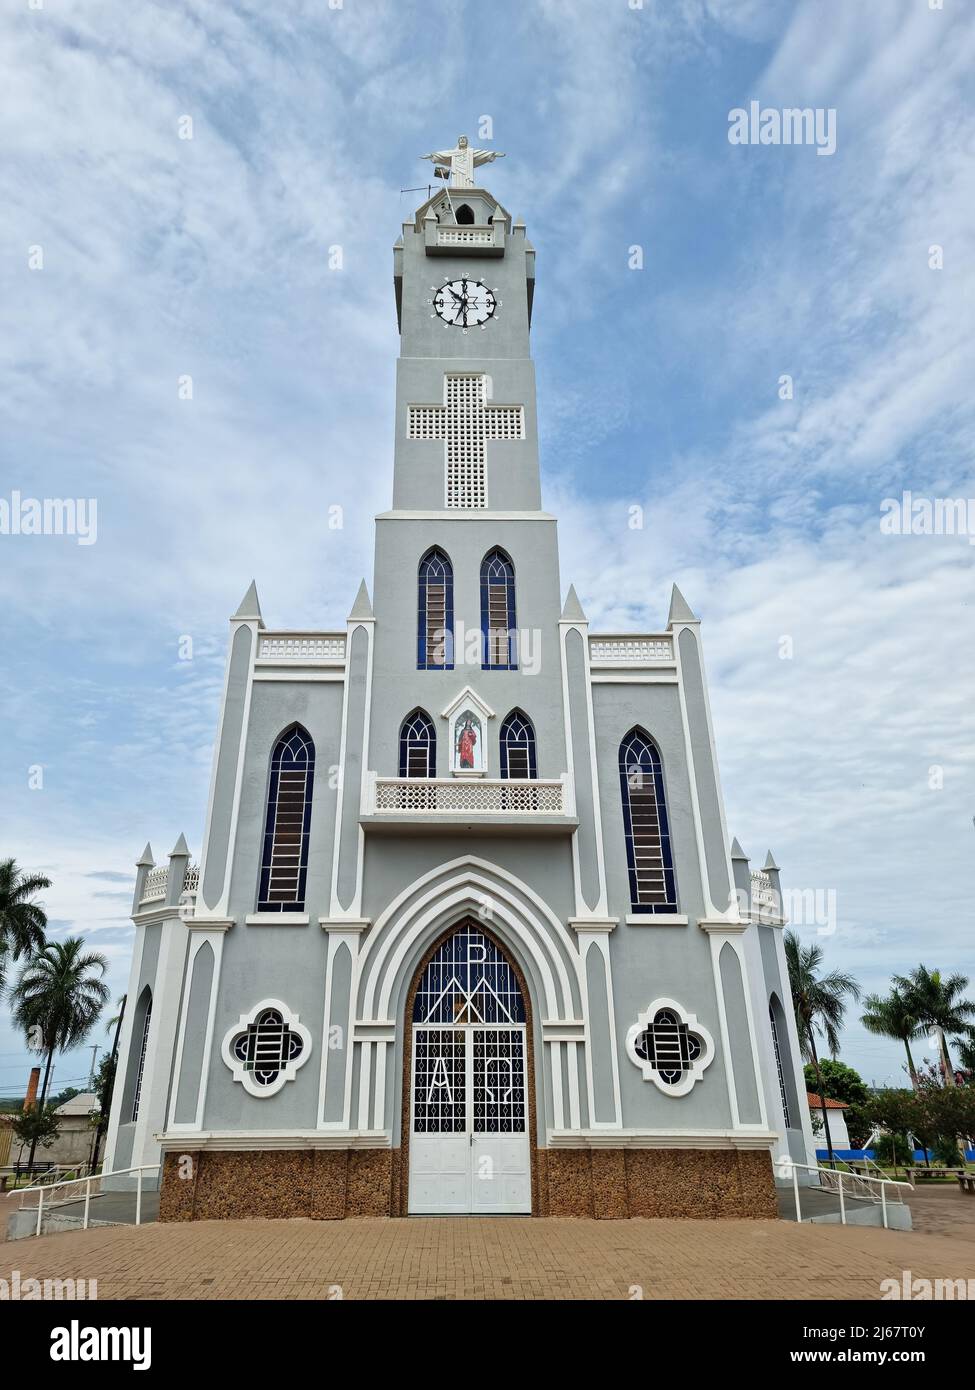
[
  {"left": 437, "top": 227, "right": 494, "bottom": 246},
  {"left": 588, "top": 635, "right": 674, "bottom": 664},
  {"left": 140, "top": 866, "right": 169, "bottom": 902},
  {"left": 140, "top": 862, "right": 200, "bottom": 906},
  {"left": 750, "top": 870, "right": 777, "bottom": 911},
  {"left": 258, "top": 633, "right": 346, "bottom": 660},
  {"left": 372, "top": 777, "right": 566, "bottom": 815}
]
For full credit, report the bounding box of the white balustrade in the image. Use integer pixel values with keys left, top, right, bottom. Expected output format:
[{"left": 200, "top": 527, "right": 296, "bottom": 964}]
[
  {"left": 373, "top": 777, "right": 565, "bottom": 815},
  {"left": 258, "top": 633, "right": 346, "bottom": 660},
  {"left": 588, "top": 635, "right": 673, "bottom": 664}
]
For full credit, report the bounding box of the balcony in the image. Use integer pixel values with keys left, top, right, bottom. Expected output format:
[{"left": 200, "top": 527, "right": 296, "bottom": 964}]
[
  {"left": 425, "top": 220, "right": 506, "bottom": 257},
  {"left": 361, "top": 774, "right": 576, "bottom": 835}
]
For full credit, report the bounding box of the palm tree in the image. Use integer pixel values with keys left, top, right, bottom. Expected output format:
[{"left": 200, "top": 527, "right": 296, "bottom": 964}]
[
  {"left": 893, "top": 966, "right": 975, "bottom": 1088},
  {"left": 954, "top": 1027, "right": 975, "bottom": 1080},
  {"left": 10, "top": 937, "right": 109, "bottom": 1170},
  {"left": 0, "top": 859, "right": 50, "bottom": 990},
  {"left": 784, "top": 930, "right": 861, "bottom": 1167},
  {"left": 861, "top": 988, "right": 922, "bottom": 1089}
]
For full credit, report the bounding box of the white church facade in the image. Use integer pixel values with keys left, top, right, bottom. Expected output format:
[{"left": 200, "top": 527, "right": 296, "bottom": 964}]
[{"left": 104, "top": 144, "right": 815, "bottom": 1220}]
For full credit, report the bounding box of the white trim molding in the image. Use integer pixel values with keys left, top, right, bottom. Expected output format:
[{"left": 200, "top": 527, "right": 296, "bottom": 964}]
[
  {"left": 221, "top": 998, "right": 312, "bottom": 1098},
  {"left": 625, "top": 997, "right": 715, "bottom": 1097}
]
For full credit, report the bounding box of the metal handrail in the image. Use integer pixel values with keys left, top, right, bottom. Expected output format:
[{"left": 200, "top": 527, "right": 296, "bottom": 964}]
[
  {"left": 18, "top": 1163, "right": 159, "bottom": 1237},
  {"left": 778, "top": 1159, "right": 912, "bottom": 1229}
]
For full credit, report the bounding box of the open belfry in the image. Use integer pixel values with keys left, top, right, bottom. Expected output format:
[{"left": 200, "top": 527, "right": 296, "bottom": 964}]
[{"left": 104, "top": 141, "right": 815, "bottom": 1219}]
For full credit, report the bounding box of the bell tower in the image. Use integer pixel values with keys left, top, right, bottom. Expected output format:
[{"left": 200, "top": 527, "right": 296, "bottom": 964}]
[{"left": 391, "top": 140, "right": 539, "bottom": 513}]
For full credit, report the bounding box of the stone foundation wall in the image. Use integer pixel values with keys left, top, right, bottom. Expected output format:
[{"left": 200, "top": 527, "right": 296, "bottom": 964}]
[
  {"left": 159, "top": 1149, "right": 396, "bottom": 1221},
  {"left": 160, "top": 1145, "right": 776, "bottom": 1221},
  {"left": 538, "top": 1147, "right": 777, "bottom": 1219}
]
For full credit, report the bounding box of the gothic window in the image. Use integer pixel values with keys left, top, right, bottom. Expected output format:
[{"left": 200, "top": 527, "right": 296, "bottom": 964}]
[
  {"left": 222, "top": 999, "right": 311, "bottom": 1098},
  {"left": 618, "top": 728, "right": 676, "bottom": 913},
  {"left": 413, "top": 924, "right": 525, "bottom": 1025},
  {"left": 625, "top": 998, "right": 714, "bottom": 1096},
  {"left": 258, "top": 724, "right": 315, "bottom": 912},
  {"left": 417, "top": 548, "right": 454, "bottom": 670},
  {"left": 455, "top": 203, "right": 475, "bottom": 225},
  {"left": 400, "top": 709, "right": 436, "bottom": 778},
  {"left": 769, "top": 998, "right": 792, "bottom": 1128},
  {"left": 481, "top": 548, "right": 517, "bottom": 669},
  {"left": 130, "top": 992, "right": 152, "bottom": 1122},
  {"left": 500, "top": 709, "right": 536, "bottom": 779}
]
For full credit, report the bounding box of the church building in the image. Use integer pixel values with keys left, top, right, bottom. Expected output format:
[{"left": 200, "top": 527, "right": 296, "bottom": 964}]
[{"left": 104, "top": 141, "right": 816, "bottom": 1220}]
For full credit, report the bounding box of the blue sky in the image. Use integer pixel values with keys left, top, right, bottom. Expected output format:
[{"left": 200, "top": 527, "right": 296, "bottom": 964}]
[{"left": 1, "top": 0, "right": 973, "bottom": 1101}]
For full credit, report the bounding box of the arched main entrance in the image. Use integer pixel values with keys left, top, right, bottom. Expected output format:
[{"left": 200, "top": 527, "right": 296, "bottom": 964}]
[{"left": 406, "top": 921, "right": 532, "bottom": 1215}]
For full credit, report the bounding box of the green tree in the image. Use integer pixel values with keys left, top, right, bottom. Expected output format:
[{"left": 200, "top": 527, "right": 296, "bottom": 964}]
[
  {"left": 11, "top": 1103, "right": 61, "bottom": 1167},
  {"left": 785, "top": 930, "right": 861, "bottom": 1167},
  {"left": 953, "top": 1027, "right": 975, "bottom": 1080},
  {"left": 893, "top": 966, "right": 975, "bottom": 1088},
  {"left": 0, "top": 859, "right": 50, "bottom": 991},
  {"left": 802, "top": 1058, "right": 869, "bottom": 1108},
  {"left": 9, "top": 938, "right": 109, "bottom": 1171},
  {"left": 861, "top": 987, "right": 922, "bottom": 1088}
]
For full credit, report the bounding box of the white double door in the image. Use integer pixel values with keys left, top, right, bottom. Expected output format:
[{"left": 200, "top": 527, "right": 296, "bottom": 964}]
[{"left": 408, "top": 1023, "right": 531, "bottom": 1214}]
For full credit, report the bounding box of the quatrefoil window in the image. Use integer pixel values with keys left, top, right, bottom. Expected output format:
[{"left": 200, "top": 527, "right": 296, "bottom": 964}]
[
  {"left": 625, "top": 998, "right": 714, "bottom": 1097},
  {"left": 221, "top": 998, "right": 311, "bottom": 1098}
]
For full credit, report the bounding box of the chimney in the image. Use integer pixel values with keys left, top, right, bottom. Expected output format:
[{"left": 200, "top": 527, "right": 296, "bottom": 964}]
[{"left": 23, "top": 1067, "right": 41, "bottom": 1111}]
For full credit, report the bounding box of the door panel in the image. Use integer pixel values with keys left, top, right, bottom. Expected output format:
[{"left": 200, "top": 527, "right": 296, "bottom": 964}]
[{"left": 408, "top": 1023, "right": 531, "bottom": 1214}]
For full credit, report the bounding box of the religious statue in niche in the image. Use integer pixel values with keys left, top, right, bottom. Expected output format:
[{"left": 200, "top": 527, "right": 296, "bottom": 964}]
[{"left": 452, "top": 710, "right": 483, "bottom": 774}]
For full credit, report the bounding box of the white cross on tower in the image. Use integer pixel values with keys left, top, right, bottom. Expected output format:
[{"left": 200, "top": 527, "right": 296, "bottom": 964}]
[{"left": 407, "top": 373, "right": 525, "bottom": 508}]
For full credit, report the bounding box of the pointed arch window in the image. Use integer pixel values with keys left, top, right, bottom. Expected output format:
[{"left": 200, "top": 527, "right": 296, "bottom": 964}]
[
  {"left": 454, "top": 203, "right": 475, "bottom": 225},
  {"left": 258, "top": 724, "right": 315, "bottom": 912},
  {"left": 499, "top": 709, "right": 536, "bottom": 779},
  {"left": 417, "top": 548, "right": 454, "bottom": 670},
  {"left": 481, "top": 548, "right": 517, "bottom": 669},
  {"left": 769, "top": 998, "right": 792, "bottom": 1128},
  {"left": 400, "top": 709, "right": 436, "bottom": 778},
  {"left": 619, "top": 728, "right": 677, "bottom": 913},
  {"left": 130, "top": 990, "right": 152, "bottom": 1122}
]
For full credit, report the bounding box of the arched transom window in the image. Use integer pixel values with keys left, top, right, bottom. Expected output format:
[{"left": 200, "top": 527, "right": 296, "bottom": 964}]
[
  {"left": 618, "top": 728, "right": 676, "bottom": 913},
  {"left": 258, "top": 724, "right": 315, "bottom": 912}
]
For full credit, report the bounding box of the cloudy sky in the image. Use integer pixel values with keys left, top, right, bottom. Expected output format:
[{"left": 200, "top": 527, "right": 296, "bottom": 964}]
[{"left": 1, "top": 0, "right": 972, "bottom": 1102}]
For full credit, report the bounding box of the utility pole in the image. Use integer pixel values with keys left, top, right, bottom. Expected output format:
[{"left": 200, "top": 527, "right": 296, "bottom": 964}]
[{"left": 87, "top": 1044, "right": 100, "bottom": 1088}]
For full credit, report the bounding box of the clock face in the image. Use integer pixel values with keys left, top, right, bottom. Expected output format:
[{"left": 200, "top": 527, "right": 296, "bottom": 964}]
[{"left": 432, "top": 278, "right": 498, "bottom": 331}]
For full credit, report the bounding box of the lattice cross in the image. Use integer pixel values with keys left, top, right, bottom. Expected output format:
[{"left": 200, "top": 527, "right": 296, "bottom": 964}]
[{"left": 407, "top": 372, "right": 525, "bottom": 508}]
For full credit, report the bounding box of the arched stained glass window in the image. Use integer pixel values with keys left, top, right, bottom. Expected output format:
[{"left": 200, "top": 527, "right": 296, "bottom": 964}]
[
  {"left": 618, "top": 728, "right": 677, "bottom": 913},
  {"left": 480, "top": 548, "right": 517, "bottom": 669},
  {"left": 499, "top": 709, "right": 536, "bottom": 779},
  {"left": 417, "top": 548, "right": 454, "bottom": 670},
  {"left": 258, "top": 724, "right": 315, "bottom": 912},
  {"left": 400, "top": 709, "right": 436, "bottom": 778}
]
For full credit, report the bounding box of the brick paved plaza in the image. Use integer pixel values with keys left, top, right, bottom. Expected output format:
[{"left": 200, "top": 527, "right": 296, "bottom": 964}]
[{"left": 5, "top": 1201, "right": 975, "bottom": 1300}]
